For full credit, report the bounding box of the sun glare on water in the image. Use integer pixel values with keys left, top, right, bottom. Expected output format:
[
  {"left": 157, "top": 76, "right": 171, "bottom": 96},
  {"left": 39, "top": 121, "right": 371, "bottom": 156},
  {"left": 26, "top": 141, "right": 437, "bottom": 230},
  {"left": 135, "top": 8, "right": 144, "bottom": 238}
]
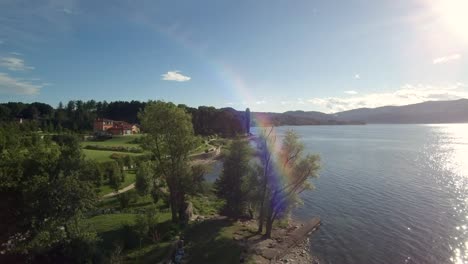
[{"left": 431, "top": 124, "right": 468, "bottom": 264}]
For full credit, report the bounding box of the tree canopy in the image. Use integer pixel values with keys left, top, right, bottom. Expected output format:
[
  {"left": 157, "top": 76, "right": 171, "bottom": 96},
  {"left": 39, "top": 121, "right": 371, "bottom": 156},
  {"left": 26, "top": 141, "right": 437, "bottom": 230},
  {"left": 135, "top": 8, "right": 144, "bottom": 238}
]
[{"left": 0, "top": 124, "right": 98, "bottom": 262}]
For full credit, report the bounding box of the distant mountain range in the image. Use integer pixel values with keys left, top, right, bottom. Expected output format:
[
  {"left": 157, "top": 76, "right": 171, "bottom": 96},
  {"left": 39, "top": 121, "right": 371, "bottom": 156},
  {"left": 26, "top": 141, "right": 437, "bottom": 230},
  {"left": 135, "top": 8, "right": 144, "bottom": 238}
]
[{"left": 251, "top": 99, "right": 468, "bottom": 126}]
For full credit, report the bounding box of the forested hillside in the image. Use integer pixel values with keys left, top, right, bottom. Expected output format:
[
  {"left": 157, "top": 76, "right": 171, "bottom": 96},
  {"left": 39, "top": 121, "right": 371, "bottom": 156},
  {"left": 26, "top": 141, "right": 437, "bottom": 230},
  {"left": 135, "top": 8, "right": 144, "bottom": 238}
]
[{"left": 0, "top": 101, "right": 250, "bottom": 136}]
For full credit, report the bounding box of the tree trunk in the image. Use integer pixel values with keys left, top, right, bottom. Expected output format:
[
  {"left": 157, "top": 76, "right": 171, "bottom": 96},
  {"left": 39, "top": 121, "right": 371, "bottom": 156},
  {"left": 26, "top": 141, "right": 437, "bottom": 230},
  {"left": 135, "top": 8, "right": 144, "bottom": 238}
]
[
  {"left": 265, "top": 202, "right": 275, "bottom": 238},
  {"left": 265, "top": 217, "right": 273, "bottom": 238},
  {"left": 257, "top": 198, "right": 265, "bottom": 233},
  {"left": 168, "top": 185, "right": 178, "bottom": 222}
]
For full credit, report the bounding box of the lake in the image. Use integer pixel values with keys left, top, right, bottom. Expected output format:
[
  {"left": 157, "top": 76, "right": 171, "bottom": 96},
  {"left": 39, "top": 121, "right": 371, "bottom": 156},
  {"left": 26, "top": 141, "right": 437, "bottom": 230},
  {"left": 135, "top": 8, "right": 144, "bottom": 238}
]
[{"left": 255, "top": 124, "right": 468, "bottom": 264}]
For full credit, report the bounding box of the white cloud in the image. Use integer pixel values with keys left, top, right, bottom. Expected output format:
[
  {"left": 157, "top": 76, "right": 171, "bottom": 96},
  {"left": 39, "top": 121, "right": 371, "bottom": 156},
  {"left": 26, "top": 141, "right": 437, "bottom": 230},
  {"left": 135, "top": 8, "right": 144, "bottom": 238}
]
[
  {"left": 433, "top": 54, "right": 461, "bottom": 64},
  {"left": 344, "top": 90, "right": 358, "bottom": 95},
  {"left": 161, "top": 71, "right": 191, "bottom": 82},
  {"left": 0, "top": 72, "right": 42, "bottom": 95},
  {"left": 309, "top": 83, "right": 468, "bottom": 113},
  {"left": 255, "top": 100, "right": 267, "bottom": 105},
  {"left": 0, "top": 57, "right": 34, "bottom": 71},
  {"left": 354, "top": 74, "right": 360, "bottom": 79}
]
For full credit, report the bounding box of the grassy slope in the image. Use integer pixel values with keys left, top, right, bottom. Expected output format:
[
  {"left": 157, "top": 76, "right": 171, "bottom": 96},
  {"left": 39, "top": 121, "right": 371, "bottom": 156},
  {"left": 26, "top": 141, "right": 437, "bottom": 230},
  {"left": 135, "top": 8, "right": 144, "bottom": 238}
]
[
  {"left": 82, "top": 135, "right": 247, "bottom": 263},
  {"left": 86, "top": 195, "right": 174, "bottom": 263},
  {"left": 81, "top": 135, "right": 144, "bottom": 162},
  {"left": 184, "top": 219, "right": 254, "bottom": 264},
  {"left": 83, "top": 149, "right": 143, "bottom": 162},
  {"left": 81, "top": 135, "right": 142, "bottom": 148}
]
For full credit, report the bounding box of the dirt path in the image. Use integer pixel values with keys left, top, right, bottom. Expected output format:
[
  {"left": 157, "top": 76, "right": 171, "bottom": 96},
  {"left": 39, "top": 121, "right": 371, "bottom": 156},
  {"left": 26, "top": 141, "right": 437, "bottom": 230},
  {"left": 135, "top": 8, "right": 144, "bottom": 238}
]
[{"left": 102, "top": 183, "right": 136, "bottom": 198}]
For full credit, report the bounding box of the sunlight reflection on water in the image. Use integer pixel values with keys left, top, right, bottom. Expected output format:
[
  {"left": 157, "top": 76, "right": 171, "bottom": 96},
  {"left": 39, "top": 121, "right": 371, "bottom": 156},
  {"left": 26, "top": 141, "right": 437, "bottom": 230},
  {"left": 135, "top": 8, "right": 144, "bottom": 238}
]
[{"left": 426, "top": 124, "right": 468, "bottom": 264}]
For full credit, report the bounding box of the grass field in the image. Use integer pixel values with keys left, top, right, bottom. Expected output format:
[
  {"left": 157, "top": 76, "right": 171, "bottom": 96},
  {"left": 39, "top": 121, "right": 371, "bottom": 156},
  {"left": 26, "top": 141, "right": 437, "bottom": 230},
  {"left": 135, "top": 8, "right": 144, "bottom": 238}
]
[
  {"left": 81, "top": 135, "right": 142, "bottom": 148},
  {"left": 82, "top": 149, "right": 143, "bottom": 162},
  {"left": 81, "top": 135, "right": 145, "bottom": 162},
  {"left": 184, "top": 219, "right": 251, "bottom": 264},
  {"left": 86, "top": 194, "right": 175, "bottom": 263}
]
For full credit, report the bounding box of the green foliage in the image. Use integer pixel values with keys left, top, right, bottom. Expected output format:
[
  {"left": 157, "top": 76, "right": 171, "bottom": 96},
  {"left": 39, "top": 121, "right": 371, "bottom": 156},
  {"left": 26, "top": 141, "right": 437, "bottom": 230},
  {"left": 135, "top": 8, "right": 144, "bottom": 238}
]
[
  {"left": 134, "top": 207, "right": 160, "bottom": 244},
  {"left": 256, "top": 129, "right": 321, "bottom": 237},
  {"left": 80, "top": 160, "right": 103, "bottom": 187},
  {"left": 0, "top": 125, "right": 98, "bottom": 260},
  {"left": 215, "top": 139, "right": 253, "bottom": 218},
  {"left": 184, "top": 219, "right": 247, "bottom": 264},
  {"left": 135, "top": 161, "right": 154, "bottom": 196},
  {"left": 84, "top": 144, "right": 143, "bottom": 153},
  {"left": 139, "top": 101, "right": 198, "bottom": 222},
  {"left": 102, "top": 161, "right": 123, "bottom": 191},
  {"left": 118, "top": 192, "right": 133, "bottom": 209}
]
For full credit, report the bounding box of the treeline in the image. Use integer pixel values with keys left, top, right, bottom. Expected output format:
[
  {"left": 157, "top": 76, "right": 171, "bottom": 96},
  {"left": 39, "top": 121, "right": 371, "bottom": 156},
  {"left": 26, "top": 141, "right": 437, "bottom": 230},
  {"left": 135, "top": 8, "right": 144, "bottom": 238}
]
[{"left": 0, "top": 101, "right": 250, "bottom": 136}]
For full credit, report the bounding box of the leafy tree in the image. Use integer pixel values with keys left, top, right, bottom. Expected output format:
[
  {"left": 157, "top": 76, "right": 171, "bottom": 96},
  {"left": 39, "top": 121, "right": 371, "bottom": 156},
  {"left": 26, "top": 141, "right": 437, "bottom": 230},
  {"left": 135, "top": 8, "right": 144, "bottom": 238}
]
[
  {"left": 80, "top": 160, "right": 103, "bottom": 187},
  {"left": 0, "top": 125, "right": 97, "bottom": 261},
  {"left": 138, "top": 101, "right": 197, "bottom": 222},
  {"left": 103, "top": 161, "right": 123, "bottom": 191},
  {"left": 215, "top": 139, "right": 252, "bottom": 218},
  {"left": 135, "top": 161, "right": 154, "bottom": 196},
  {"left": 256, "top": 129, "right": 320, "bottom": 237},
  {"left": 134, "top": 207, "right": 160, "bottom": 247}
]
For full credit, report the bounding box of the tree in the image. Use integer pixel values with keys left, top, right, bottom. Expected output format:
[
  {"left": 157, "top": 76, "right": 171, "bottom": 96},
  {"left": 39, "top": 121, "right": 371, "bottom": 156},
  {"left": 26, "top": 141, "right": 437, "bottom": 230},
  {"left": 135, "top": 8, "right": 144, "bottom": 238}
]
[
  {"left": 0, "top": 125, "right": 98, "bottom": 261},
  {"left": 215, "top": 139, "right": 252, "bottom": 218},
  {"left": 138, "top": 101, "right": 197, "bottom": 223},
  {"left": 134, "top": 207, "right": 160, "bottom": 248},
  {"left": 135, "top": 161, "right": 154, "bottom": 196},
  {"left": 103, "top": 161, "right": 123, "bottom": 191},
  {"left": 256, "top": 129, "right": 320, "bottom": 237}
]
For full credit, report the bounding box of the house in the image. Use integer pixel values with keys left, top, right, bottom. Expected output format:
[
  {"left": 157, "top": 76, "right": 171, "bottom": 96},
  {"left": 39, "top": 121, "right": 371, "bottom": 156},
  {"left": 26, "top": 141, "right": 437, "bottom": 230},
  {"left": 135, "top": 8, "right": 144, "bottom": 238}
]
[
  {"left": 93, "top": 118, "right": 140, "bottom": 135},
  {"left": 94, "top": 118, "right": 114, "bottom": 132}
]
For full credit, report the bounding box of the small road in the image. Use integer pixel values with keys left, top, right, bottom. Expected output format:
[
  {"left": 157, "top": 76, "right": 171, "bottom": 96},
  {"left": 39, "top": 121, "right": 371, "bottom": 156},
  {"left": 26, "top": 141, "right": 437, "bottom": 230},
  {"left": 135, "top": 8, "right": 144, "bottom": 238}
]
[{"left": 102, "top": 147, "right": 221, "bottom": 199}]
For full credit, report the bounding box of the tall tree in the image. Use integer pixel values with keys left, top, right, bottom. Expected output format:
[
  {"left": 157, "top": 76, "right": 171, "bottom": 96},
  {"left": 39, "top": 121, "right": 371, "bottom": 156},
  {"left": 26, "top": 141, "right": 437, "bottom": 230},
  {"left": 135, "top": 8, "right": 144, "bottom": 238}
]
[
  {"left": 215, "top": 139, "right": 252, "bottom": 218},
  {"left": 256, "top": 129, "right": 320, "bottom": 237},
  {"left": 138, "top": 101, "right": 197, "bottom": 222},
  {"left": 135, "top": 161, "right": 154, "bottom": 197}
]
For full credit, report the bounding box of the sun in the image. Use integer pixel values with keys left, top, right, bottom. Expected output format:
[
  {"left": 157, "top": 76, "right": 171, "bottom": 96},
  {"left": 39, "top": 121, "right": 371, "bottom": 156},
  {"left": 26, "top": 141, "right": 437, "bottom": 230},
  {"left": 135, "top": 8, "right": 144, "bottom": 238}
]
[{"left": 429, "top": 0, "right": 468, "bottom": 43}]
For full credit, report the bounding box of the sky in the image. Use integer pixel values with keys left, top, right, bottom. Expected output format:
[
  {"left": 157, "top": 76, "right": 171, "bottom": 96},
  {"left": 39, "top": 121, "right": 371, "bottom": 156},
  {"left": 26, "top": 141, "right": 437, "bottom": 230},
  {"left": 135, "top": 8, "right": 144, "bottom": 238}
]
[{"left": 0, "top": 0, "right": 467, "bottom": 113}]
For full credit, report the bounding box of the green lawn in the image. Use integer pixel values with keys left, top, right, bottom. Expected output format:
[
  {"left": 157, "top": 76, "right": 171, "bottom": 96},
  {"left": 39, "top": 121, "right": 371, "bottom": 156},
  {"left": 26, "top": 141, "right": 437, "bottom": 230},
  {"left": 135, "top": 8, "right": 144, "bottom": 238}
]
[
  {"left": 82, "top": 149, "right": 143, "bottom": 162},
  {"left": 85, "top": 208, "right": 174, "bottom": 262},
  {"left": 98, "top": 171, "right": 137, "bottom": 196},
  {"left": 184, "top": 219, "right": 251, "bottom": 264},
  {"left": 81, "top": 135, "right": 142, "bottom": 148},
  {"left": 86, "top": 213, "right": 138, "bottom": 233}
]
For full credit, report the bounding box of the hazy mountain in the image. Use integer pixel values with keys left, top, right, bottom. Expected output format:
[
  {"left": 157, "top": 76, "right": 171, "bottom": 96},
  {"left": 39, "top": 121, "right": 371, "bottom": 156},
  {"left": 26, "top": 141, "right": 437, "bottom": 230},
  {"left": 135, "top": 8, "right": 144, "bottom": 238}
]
[
  {"left": 334, "top": 99, "right": 468, "bottom": 124},
  {"left": 252, "top": 99, "right": 468, "bottom": 126}
]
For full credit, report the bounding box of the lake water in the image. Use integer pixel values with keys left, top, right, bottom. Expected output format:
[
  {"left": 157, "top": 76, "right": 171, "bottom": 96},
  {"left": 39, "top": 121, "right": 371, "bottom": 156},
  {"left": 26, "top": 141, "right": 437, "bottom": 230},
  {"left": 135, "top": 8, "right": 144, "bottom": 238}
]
[{"left": 255, "top": 124, "right": 468, "bottom": 264}]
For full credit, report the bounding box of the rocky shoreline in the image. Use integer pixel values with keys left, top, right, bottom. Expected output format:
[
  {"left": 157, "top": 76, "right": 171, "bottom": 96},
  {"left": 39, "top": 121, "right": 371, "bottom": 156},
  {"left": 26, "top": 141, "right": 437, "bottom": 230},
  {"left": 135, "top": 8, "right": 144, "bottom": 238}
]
[
  {"left": 278, "top": 238, "right": 320, "bottom": 264},
  {"left": 235, "top": 218, "right": 321, "bottom": 264}
]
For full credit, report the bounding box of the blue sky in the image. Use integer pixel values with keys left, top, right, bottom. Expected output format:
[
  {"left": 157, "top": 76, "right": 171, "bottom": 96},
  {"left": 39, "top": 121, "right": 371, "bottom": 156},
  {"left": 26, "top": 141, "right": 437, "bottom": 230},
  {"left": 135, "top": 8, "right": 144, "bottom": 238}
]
[{"left": 0, "top": 0, "right": 467, "bottom": 113}]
